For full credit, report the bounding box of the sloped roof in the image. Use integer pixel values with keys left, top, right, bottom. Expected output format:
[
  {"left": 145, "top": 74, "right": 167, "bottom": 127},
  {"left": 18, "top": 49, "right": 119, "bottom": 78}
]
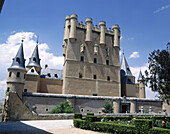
[
  {"left": 138, "top": 70, "right": 144, "bottom": 81},
  {"left": 9, "top": 41, "right": 26, "bottom": 71},
  {"left": 27, "top": 44, "right": 41, "bottom": 67},
  {"left": 41, "top": 67, "right": 63, "bottom": 80},
  {"left": 27, "top": 67, "right": 39, "bottom": 75},
  {"left": 120, "top": 54, "right": 133, "bottom": 76}
]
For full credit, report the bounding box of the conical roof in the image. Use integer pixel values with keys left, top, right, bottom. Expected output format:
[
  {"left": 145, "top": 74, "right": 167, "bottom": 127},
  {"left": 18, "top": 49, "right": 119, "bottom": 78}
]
[
  {"left": 138, "top": 70, "right": 144, "bottom": 81},
  {"left": 120, "top": 53, "right": 133, "bottom": 76},
  {"left": 9, "top": 41, "right": 26, "bottom": 70},
  {"left": 27, "top": 44, "right": 41, "bottom": 67}
]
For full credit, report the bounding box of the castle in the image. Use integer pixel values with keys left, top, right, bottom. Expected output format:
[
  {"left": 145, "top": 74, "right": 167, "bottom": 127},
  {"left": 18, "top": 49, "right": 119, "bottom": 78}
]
[{"left": 2, "top": 14, "right": 166, "bottom": 121}]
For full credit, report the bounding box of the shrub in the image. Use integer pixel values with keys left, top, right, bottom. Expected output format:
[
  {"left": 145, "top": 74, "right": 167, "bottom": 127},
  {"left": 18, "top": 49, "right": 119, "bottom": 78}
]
[
  {"left": 149, "top": 127, "right": 170, "bottom": 134},
  {"left": 135, "top": 119, "right": 152, "bottom": 134},
  {"left": 74, "top": 113, "right": 82, "bottom": 119},
  {"left": 87, "top": 113, "right": 94, "bottom": 116},
  {"left": 49, "top": 99, "right": 74, "bottom": 113},
  {"left": 103, "top": 99, "right": 113, "bottom": 113}
]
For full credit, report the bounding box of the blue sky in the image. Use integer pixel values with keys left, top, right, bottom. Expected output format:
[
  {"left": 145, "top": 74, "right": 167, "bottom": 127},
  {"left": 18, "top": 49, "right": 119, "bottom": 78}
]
[{"left": 0, "top": 0, "right": 170, "bottom": 100}]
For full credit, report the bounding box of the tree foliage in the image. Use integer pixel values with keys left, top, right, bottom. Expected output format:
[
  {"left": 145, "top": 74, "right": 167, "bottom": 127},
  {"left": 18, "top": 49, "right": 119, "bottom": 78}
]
[
  {"left": 103, "top": 99, "right": 113, "bottom": 113},
  {"left": 49, "top": 99, "right": 74, "bottom": 113},
  {"left": 145, "top": 43, "right": 170, "bottom": 104}
]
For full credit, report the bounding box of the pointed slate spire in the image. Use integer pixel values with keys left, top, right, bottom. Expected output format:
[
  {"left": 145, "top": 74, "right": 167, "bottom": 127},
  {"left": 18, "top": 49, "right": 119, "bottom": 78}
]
[
  {"left": 9, "top": 40, "right": 26, "bottom": 70},
  {"left": 120, "top": 53, "right": 133, "bottom": 76},
  {"left": 27, "top": 39, "right": 41, "bottom": 67},
  {"left": 138, "top": 70, "right": 144, "bottom": 81}
]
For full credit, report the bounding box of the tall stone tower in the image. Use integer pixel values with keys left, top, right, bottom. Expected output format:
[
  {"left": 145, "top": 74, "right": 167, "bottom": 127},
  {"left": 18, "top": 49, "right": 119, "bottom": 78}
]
[
  {"left": 138, "top": 70, "right": 146, "bottom": 98},
  {"left": 6, "top": 40, "right": 26, "bottom": 99},
  {"left": 2, "top": 40, "right": 27, "bottom": 121},
  {"left": 62, "top": 14, "right": 121, "bottom": 97}
]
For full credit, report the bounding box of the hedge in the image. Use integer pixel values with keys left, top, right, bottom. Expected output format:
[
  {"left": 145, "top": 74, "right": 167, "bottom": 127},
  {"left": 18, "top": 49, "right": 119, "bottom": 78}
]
[
  {"left": 74, "top": 113, "right": 82, "bottom": 119},
  {"left": 149, "top": 128, "right": 170, "bottom": 134},
  {"left": 135, "top": 119, "right": 152, "bottom": 134}
]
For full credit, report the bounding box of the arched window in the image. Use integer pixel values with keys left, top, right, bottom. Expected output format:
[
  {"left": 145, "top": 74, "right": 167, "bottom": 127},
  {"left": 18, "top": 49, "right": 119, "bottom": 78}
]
[
  {"left": 31, "top": 69, "right": 34, "bottom": 73},
  {"left": 54, "top": 74, "right": 58, "bottom": 78},
  {"left": 17, "top": 72, "right": 20, "bottom": 78},
  {"left": 16, "top": 57, "right": 20, "bottom": 62},
  {"left": 33, "top": 57, "right": 36, "bottom": 62},
  {"left": 47, "top": 73, "right": 51, "bottom": 77}
]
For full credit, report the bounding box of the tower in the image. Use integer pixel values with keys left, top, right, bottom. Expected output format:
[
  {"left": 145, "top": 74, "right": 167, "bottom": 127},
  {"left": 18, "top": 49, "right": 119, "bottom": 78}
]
[
  {"left": 26, "top": 40, "right": 41, "bottom": 75},
  {"left": 25, "top": 40, "right": 41, "bottom": 92},
  {"left": 137, "top": 70, "right": 145, "bottom": 98},
  {"left": 62, "top": 14, "right": 121, "bottom": 97},
  {"left": 6, "top": 40, "right": 26, "bottom": 99},
  {"left": 120, "top": 53, "right": 137, "bottom": 97}
]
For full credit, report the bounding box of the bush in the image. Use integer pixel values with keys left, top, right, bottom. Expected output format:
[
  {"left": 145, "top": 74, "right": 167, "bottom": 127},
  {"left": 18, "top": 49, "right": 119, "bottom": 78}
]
[
  {"left": 135, "top": 119, "right": 152, "bottom": 134},
  {"left": 49, "top": 99, "right": 74, "bottom": 113},
  {"left": 103, "top": 99, "right": 113, "bottom": 113},
  {"left": 74, "top": 113, "right": 82, "bottom": 119},
  {"left": 149, "top": 128, "right": 170, "bottom": 134},
  {"left": 87, "top": 113, "right": 94, "bottom": 116}
]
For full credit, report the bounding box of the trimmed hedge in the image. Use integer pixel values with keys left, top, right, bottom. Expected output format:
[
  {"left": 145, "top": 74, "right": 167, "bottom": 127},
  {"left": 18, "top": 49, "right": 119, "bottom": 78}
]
[
  {"left": 135, "top": 119, "right": 152, "bottom": 134},
  {"left": 87, "top": 113, "right": 94, "bottom": 116},
  {"left": 149, "top": 128, "right": 170, "bottom": 134},
  {"left": 74, "top": 113, "right": 82, "bottom": 119}
]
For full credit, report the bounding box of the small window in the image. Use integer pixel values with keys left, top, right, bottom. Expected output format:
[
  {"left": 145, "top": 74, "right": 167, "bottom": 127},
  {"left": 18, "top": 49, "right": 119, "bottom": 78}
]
[
  {"left": 79, "top": 73, "right": 82, "bottom": 78},
  {"left": 45, "top": 108, "right": 48, "bottom": 111},
  {"left": 38, "top": 71, "right": 40, "bottom": 75},
  {"left": 33, "top": 57, "right": 36, "bottom": 62},
  {"left": 93, "top": 75, "right": 97, "bottom": 79},
  {"left": 47, "top": 73, "right": 51, "bottom": 77},
  {"left": 7, "top": 87, "right": 10, "bottom": 92},
  {"left": 9, "top": 72, "right": 12, "bottom": 77},
  {"left": 31, "top": 69, "right": 34, "bottom": 73},
  {"left": 107, "top": 76, "right": 110, "bottom": 81},
  {"left": 80, "top": 56, "right": 84, "bottom": 61},
  {"left": 24, "top": 74, "right": 26, "bottom": 79},
  {"left": 54, "top": 74, "right": 58, "bottom": 78},
  {"left": 17, "top": 72, "right": 20, "bottom": 78},
  {"left": 128, "top": 79, "right": 131, "bottom": 83},
  {"left": 16, "top": 57, "right": 20, "bottom": 62},
  {"left": 24, "top": 89, "right": 27, "bottom": 92},
  {"left": 93, "top": 94, "right": 97, "bottom": 96},
  {"left": 81, "top": 109, "right": 84, "bottom": 112},
  {"left": 94, "top": 58, "right": 97, "bottom": 63},
  {"left": 106, "top": 60, "right": 109, "bottom": 65}
]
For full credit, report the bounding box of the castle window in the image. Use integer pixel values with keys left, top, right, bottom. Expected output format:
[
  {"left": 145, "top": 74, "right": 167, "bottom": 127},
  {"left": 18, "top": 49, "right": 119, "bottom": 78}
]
[
  {"left": 38, "top": 71, "right": 40, "bottom": 75},
  {"left": 33, "top": 57, "right": 36, "bottom": 62},
  {"left": 24, "top": 74, "right": 26, "bottom": 79},
  {"left": 106, "top": 60, "right": 109, "bottom": 65},
  {"left": 107, "top": 76, "right": 110, "bottom": 81},
  {"left": 9, "top": 72, "right": 12, "bottom": 77},
  {"left": 80, "top": 56, "right": 84, "bottom": 61},
  {"left": 7, "top": 87, "right": 10, "bottom": 92},
  {"left": 54, "top": 74, "right": 58, "bottom": 78},
  {"left": 47, "top": 73, "right": 51, "bottom": 77},
  {"left": 24, "top": 89, "right": 27, "bottom": 92},
  {"left": 31, "top": 69, "right": 34, "bottom": 73},
  {"left": 93, "top": 93, "right": 97, "bottom": 96},
  {"left": 94, "top": 58, "right": 97, "bottom": 63},
  {"left": 93, "top": 75, "right": 97, "bottom": 79},
  {"left": 81, "top": 108, "right": 84, "bottom": 112},
  {"left": 79, "top": 73, "right": 82, "bottom": 78},
  {"left": 45, "top": 108, "right": 49, "bottom": 111},
  {"left": 17, "top": 72, "right": 20, "bottom": 78},
  {"left": 16, "top": 57, "right": 20, "bottom": 62}
]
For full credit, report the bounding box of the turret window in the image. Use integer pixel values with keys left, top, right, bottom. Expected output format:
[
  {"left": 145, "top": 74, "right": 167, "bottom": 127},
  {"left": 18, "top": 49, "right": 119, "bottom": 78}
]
[
  {"left": 80, "top": 56, "right": 84, "bottom": 62},
  {"left": 94, "top": 58, "right": 97, "bottom": 63},
  {"left": 9, "top": 72, "right": 12, "bottom": 77},
  {"left": 7, "top": 87, "right": 10, "bottom": 92},
  {"left": 17, "top": 72, "right": 20, "bottom": 78},
  {"left": 33, "top": 57, "right": 36, "bottom": 62},
  {"left": 16, "top": 57, "right": 20, "bottom": 62},
  {"left": 31, "top": 69, "right": 34, "bottom": 73},
  {"left": 24, "top": 74, "right": 26, "bottom": 79},
  {"left": 79, "top": 73, "right": 82, "bottom": 78},
  {"left": 106, "top": 60, "right": 109, "bottom": 65},
  {"left": 93, "top": 75, "right": 97, "bottom": 79},
  {"left": 107, "top": 76, "right": 110, "bottom": 81}
]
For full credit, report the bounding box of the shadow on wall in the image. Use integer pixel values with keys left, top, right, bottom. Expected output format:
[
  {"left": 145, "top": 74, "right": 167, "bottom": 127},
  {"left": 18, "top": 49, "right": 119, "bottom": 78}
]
[{"left": 0, "top": 121, "right": 52, "bottom": 134}]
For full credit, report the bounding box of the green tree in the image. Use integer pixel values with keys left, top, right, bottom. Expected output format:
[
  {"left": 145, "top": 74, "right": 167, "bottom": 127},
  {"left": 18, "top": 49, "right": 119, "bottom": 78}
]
[
  {"left": 145, "top": 43, "right": 170, "bottom": 104},
  {"left": 49, "top": 99, "right": 74, "bottom": 113},
  {"left": 103, "top": 99, "right": 113, "bottom": 113}
]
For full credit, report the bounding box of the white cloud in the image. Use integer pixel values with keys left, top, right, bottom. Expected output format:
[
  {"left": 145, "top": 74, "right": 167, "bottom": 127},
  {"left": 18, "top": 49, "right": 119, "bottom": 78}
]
[
  {"left": 154, "top": 4, "right": 170, "bottom": 14},
  {"left": 130, "top": 63, "right": 159, "bottom": 99},
  {"left": 127, "top": 37, "right": 134, "bottom": 40},
  {"left": 0, "top": 32, "right": 64, "bottom": 101},
  {"left": 129, "top": 51, "right": 140, "bottom": 59}
]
